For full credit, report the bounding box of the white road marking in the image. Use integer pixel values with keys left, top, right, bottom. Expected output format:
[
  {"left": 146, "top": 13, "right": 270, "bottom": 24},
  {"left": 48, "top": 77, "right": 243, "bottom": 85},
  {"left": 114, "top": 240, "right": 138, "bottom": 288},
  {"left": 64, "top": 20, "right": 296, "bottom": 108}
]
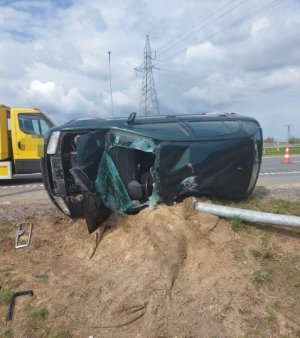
[
  {"left": 260, "top": 171, "right": 300, "bottom": 176},
  {"left": 263, "top": 155, "right": 300, "bottom": 159},
  {"left": 0, "top": 184, "right": 44, "bottom": 189}
]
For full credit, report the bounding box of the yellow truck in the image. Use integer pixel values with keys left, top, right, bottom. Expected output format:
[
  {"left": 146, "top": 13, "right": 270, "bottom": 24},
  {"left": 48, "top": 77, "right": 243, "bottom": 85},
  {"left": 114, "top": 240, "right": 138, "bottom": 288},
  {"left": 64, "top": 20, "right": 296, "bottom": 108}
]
[{"left": 0, "top": 105, "right": 54, "bottom": 179}]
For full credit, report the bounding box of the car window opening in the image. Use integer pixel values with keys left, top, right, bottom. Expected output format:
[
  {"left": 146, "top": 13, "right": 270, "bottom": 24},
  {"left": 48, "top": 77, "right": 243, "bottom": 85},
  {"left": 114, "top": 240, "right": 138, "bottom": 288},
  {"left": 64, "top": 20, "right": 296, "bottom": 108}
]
[
  {"left": 95, "top": 146, "right": 156, "bottom": 213},
  {"left": 66, "top": 131, "right": 157, "bottom": 215}
]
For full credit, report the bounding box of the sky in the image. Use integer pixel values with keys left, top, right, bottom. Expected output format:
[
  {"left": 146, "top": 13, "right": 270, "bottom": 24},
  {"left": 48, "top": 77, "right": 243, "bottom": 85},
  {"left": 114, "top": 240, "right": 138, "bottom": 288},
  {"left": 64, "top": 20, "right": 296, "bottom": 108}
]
[{"left": 0, "top": 0, "right": 299, "bottom": 140}]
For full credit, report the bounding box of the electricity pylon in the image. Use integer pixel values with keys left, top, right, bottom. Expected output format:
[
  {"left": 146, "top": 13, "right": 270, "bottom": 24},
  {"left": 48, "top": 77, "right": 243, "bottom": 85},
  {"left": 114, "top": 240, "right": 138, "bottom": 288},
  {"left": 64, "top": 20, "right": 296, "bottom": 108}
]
[{"left": 135, "top": 35, "right": 160, "bottom": 116}]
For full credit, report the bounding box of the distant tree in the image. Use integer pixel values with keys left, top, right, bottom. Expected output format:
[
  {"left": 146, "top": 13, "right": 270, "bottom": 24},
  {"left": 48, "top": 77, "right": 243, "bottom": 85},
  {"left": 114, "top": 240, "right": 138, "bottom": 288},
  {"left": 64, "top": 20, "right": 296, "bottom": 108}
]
[
  {"left": 264, "top": 137, "right": 275, "bottom": 143},
  {"left": 289, "top": 136, "right": 300, "bottom": 144}
]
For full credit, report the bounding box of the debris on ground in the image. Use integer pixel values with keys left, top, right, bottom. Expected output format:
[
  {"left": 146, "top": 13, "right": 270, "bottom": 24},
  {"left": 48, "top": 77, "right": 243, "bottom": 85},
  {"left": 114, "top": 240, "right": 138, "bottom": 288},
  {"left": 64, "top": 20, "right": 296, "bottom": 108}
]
[{"left": 6, "top": 290, "right": 33, "bottom": 321}]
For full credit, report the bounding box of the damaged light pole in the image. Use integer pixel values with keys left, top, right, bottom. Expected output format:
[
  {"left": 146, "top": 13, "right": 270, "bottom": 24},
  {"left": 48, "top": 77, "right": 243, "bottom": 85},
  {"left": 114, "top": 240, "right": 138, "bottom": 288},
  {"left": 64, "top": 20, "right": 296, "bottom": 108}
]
[{"left": 195, "top": 202, "right": 300, "bottom": 228}]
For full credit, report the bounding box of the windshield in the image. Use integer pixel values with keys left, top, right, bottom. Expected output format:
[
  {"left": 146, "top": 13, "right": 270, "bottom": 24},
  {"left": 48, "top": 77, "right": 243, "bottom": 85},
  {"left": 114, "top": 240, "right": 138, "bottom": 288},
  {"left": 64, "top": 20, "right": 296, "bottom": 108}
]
[{"left": 18, "top": 113, "right": 54, "bottom": 136}]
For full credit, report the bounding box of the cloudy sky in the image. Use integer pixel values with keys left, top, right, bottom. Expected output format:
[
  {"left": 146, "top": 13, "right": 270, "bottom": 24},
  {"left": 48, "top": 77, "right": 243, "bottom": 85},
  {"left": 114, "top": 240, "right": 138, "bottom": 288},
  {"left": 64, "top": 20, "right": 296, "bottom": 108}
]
[{"left": 0, "top": 0, "right": 299, "bottom": 139}]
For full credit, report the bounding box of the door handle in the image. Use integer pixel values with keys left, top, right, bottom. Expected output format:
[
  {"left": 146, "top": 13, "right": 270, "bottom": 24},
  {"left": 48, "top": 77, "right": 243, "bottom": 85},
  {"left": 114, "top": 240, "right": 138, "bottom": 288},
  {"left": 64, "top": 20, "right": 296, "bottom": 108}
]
[{"left": 18, "top": 141, "right": 21, "bottom": 150}]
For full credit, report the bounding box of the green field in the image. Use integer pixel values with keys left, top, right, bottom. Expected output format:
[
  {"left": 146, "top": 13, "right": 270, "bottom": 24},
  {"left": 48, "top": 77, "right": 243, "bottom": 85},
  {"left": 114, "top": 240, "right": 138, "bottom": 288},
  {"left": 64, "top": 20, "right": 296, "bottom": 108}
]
[{"left": 263, "top": 146, "right": 300, "bottom": 156}]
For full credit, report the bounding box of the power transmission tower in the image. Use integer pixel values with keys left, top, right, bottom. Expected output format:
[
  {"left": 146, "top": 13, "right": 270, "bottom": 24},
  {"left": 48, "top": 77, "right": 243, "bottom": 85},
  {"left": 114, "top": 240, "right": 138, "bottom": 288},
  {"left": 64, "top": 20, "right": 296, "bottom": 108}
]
[{"left": 135, "top": 35, "right": 160, "bottom": 116}]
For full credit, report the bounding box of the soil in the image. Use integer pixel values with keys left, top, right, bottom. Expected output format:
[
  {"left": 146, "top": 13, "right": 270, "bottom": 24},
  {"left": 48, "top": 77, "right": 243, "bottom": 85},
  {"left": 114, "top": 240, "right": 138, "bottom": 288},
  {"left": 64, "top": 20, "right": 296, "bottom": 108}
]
[{"left": 0, "top": 191, "right": 300, "bottom": 337}]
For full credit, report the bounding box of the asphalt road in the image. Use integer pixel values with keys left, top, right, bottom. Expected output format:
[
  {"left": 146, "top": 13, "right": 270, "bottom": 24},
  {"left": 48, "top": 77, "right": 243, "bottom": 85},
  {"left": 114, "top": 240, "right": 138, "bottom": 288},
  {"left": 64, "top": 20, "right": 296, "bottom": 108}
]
[
  {"left": 0, "top": 156, "right": 299, "bottom": 202},
  {"left": 257, "top": 155, "right": 300, "bottom": 186},
  {"left": 0, "top": 174, "right": 47, "bottom": 202}
]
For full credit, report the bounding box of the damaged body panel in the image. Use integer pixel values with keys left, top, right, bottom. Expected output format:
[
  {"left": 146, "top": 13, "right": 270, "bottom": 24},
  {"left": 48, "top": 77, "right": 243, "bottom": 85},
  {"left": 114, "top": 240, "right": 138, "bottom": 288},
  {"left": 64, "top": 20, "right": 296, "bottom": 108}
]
[{"left": 41, "top": 114, "right": 262, "bottom": 232}]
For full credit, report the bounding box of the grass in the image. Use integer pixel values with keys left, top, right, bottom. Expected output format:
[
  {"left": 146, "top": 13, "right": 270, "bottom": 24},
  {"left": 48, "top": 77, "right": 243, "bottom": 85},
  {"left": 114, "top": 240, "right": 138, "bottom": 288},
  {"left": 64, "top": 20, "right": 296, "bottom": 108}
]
[
  {"left": 50, "top": 330, "right": 73, "bottom": 338},
  {"left": 239, "top": 308, "right": 252, "bottom": 315},
  {"left": 265, "top": 306, "right": 277, "bottom": 323},
  {"left": 218, "top": 196, "right": 300, "bottom": 217},
  {"left": 251, "top": 244, "right": 275, "bottom": 262},
  {"left": 224, "top": 303, "right": 234, "bottom": 312},
  {"left": 0, "top": 218, "right": 12, "bottom": 236},
  {"left": 274, "top": 200, "right": 295, "bottom": 215},
  {"left": 251, "top": 240, "right": 299, "bottom": 293},
  {"left": 24, "top": 305, "right": 49, "bottom": 332},
  {"left": 250, "top": 249, "right": 263, "bottom": 259},
  {"left": 0, "top": 288, "right": 14, "bottom": 305},
  {"left": 249, "top": 243, "right": 299, "bottom": 338},
  {"left": 0, "top": 290, "right": 14, "bottom": 338},
  {"left": 215, "top": 199, "right": 300, "bottom": 338},
  {"left": 251, "top": 243, "right": 276, "bottom": 288},
  {"left": 264, "top": 146, "right": 300, "bottom": 156},
  {"left": 0, "top": 328, "right": 13, "bottom": 338},
  {"left": 226, "top": 196, "right": 262, "bottom": 209},
  {"left": 230, "top": 217, "right": 248, "bottom": 232},
  {"left": 273, "top": 200, "right": 300, "bottom": 216},
  {"left": 280, "top": 260, "right": 297, "bottom": 282},
  {"left": 252, "top": 267, "right": 274, "bottom": 287}
]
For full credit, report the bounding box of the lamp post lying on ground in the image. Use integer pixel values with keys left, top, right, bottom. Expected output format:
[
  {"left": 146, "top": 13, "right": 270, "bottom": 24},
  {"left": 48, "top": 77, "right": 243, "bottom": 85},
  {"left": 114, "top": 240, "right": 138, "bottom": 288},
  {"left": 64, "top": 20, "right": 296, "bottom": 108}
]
[{"left": 195, "top": 202, "right": 300, "bottom": 228}]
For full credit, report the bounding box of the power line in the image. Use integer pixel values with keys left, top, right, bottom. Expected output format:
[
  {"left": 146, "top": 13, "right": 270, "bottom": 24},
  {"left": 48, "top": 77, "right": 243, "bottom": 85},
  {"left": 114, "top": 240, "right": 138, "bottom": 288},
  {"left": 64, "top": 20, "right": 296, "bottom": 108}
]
[
  {"left": 156, "top": 0, "right": 283, "bottom": 64},
  {"left": 156, "top": 0, "right": 249, "bottom": 58},
  {"left": 157, "top": 0, "right": 283, "bottom": 63},
  {"left": 158, "top": 67, "right": 300, "bottom": 100},
  {"left": 230, "top": 0, "right": 282, "bottom": 26},
  {"left": 155, "top": 0, "right": 242, "bottom": 54}
]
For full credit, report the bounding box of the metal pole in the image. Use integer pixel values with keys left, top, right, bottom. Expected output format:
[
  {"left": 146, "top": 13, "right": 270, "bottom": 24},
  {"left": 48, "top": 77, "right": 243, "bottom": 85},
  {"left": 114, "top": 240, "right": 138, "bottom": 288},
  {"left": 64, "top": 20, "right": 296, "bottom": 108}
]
[
  {"left": 108, "top": 51, "right": 114, "bottom": 118},
  {"left": 286, "top": 124, "right": 291, "bottom": 146},
  {"left": 195, "top": 202, "right": 300, "bottom": 228}
]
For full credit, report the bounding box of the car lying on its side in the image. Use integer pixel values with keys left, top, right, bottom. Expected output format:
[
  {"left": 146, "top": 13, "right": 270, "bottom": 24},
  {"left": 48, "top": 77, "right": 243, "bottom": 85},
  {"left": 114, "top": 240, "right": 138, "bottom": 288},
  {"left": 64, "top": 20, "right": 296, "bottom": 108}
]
[{"left": 41, "top": 113, "right": 262, "bottom": 232}]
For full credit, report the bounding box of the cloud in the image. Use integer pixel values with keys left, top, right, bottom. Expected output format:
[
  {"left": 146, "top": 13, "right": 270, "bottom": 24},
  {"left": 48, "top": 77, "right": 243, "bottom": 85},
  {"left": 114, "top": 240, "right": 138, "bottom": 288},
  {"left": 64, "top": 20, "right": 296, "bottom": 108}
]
[
  {"left": 104, "top": 91, "right": 134, "bottom": 108},
  {"left": 250, "top": 17, "right": 270, "bottom": 38},
  {"left": 183, "top": 73, "right": 245, "bottom": 109},
  {"left": 24, "top": 79, "right": 102, "bottom": 120},
  {"left": 0, "top": 0, "right": 300, "bottom": 139},
  {"left": 29, "top": 80, "right": 55, "bottom": 95},
  {"left": 183, "top": 42, "right": 225, "bottom": 65},
  {"left": 0, "top": 5, "right": 32, "bottom": 34}
]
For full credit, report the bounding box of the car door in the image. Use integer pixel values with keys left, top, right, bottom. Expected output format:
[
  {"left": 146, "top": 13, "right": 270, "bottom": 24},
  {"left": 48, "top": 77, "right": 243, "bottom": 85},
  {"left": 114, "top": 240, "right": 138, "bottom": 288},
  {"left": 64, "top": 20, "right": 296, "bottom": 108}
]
[{"left": 11, "top": 109, "right": 53, "bottom": 174}]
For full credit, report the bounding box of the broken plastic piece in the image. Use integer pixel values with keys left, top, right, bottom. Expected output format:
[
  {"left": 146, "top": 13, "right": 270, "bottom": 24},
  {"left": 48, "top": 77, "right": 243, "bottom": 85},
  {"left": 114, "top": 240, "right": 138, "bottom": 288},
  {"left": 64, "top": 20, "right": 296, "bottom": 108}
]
[
  {"left": 6, "top": 290, "right": 33, "bottom": 321},
  {"left": 15, "top": 222, "right": 33, "bottom": 249},
  {"left": 35, "top": 274, "right": 49, "bottom": 281}
]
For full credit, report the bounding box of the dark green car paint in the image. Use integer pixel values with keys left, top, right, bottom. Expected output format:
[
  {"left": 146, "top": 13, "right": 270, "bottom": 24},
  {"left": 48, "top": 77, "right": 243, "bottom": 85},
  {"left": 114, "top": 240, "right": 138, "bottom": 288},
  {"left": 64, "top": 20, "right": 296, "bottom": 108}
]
[{"left": 42, "top": 113, "right": 262, "bottom": 233}]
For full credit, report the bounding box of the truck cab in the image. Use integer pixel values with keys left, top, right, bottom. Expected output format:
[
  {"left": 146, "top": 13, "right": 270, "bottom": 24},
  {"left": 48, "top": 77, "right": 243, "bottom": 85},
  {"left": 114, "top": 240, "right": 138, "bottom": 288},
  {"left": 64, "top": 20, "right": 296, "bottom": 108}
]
[{"left": 0, "top": 105, "right": 54, "bottom": 179}]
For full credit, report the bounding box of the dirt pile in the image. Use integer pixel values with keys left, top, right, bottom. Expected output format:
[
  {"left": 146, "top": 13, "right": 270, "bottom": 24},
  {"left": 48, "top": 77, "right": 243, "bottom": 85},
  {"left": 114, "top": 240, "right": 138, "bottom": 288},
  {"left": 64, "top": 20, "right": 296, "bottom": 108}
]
[{"left": 0, "top": 198, "right": 299, "bottom": 337}]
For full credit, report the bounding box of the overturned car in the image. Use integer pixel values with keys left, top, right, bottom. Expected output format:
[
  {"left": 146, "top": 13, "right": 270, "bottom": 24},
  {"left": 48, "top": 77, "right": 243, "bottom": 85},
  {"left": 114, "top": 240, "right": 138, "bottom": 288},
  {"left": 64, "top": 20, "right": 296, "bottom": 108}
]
[{"left": 41, "top": 113, "right": 262, "bottom": 232}]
